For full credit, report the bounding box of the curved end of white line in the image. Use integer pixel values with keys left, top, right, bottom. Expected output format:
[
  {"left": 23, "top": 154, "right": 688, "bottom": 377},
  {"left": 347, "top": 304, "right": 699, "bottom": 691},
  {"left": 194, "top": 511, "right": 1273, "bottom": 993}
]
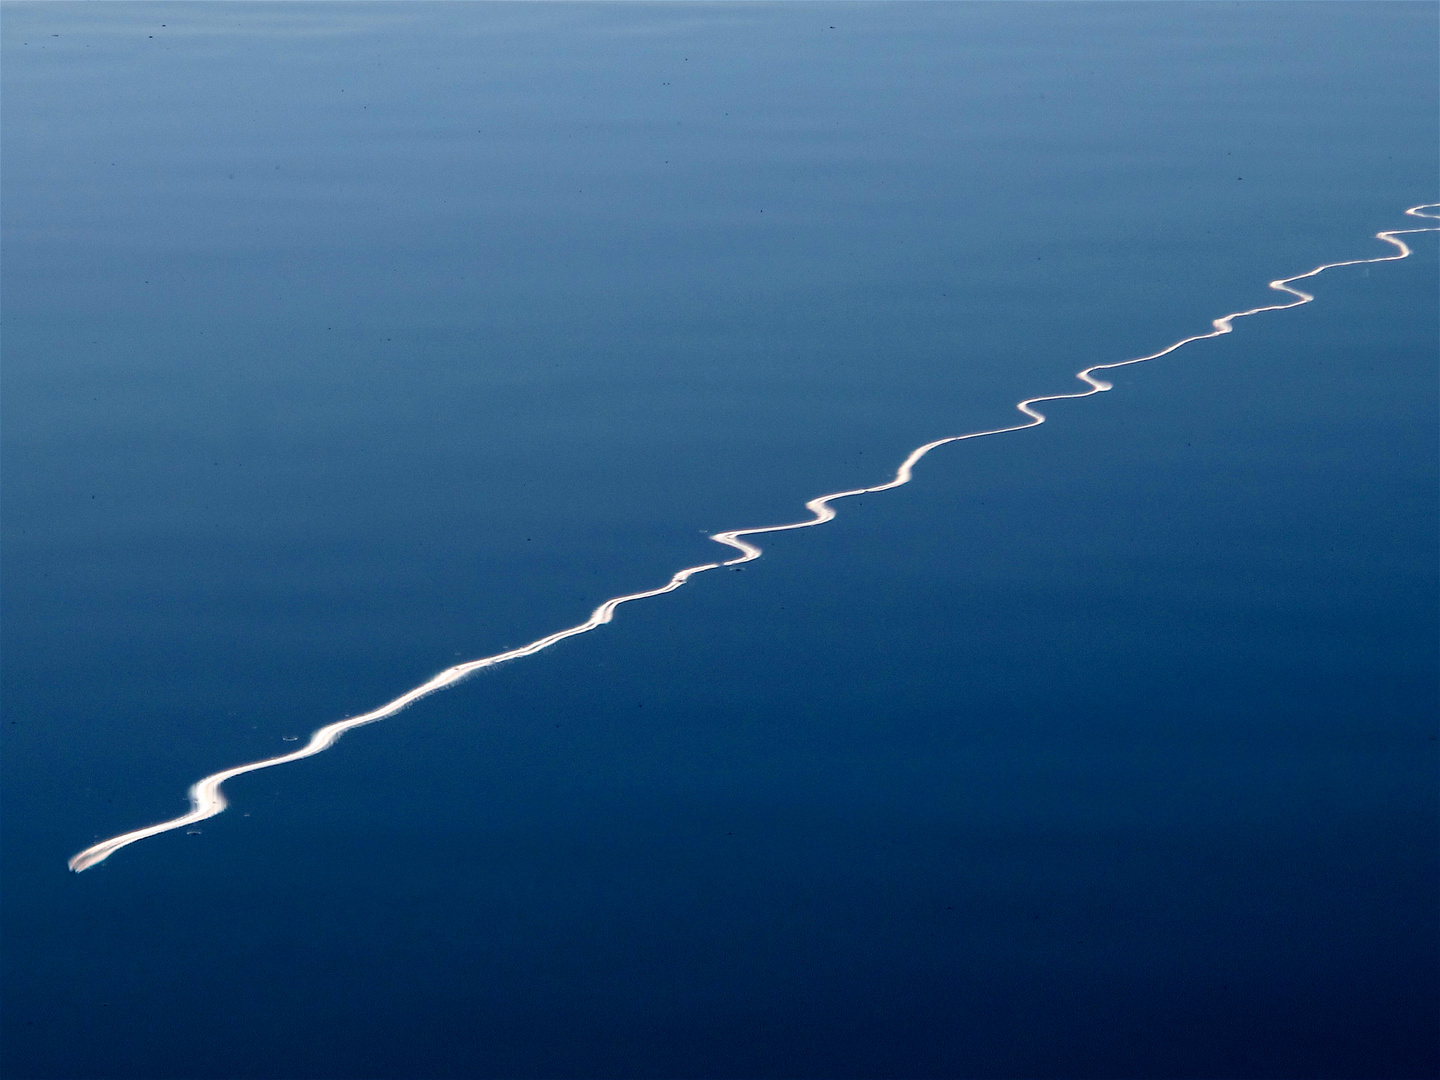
[
  {"left": 70, "top": 834, "right": 138, "bottom": 873},
  {"left": 69, "top": 850, "right": 102, "bottom": 873}
]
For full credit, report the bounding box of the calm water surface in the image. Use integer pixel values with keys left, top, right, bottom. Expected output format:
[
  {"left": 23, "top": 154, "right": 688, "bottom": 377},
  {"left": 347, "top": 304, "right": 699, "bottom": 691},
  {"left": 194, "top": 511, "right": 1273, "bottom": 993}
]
[{"left": 3, "top": 4, "right": 1436, "bottom": 1077}]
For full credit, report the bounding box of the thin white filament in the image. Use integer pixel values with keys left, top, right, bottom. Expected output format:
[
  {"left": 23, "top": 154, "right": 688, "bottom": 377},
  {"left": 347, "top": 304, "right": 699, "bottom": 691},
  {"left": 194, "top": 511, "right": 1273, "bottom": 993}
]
[{"left": 69, "top": 204, "right": 1439, "bottom": 873}]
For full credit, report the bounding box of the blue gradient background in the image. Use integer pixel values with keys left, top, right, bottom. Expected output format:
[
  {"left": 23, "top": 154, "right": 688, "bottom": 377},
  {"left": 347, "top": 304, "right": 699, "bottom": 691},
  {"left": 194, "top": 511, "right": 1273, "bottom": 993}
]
[{"left": 3, "top": 4, "right": 1436, "bottom": 1077}]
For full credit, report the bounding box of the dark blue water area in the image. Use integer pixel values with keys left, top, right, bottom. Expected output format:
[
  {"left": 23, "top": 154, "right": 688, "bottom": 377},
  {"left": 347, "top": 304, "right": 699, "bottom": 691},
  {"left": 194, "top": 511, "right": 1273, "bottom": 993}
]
[{"left": 3, "top": 4, "right": 1436, "bottom": 1078}]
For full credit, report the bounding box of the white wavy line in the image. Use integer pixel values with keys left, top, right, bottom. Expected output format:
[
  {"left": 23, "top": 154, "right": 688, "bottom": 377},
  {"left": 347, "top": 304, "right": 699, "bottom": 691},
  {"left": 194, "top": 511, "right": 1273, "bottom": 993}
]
[{"left": 70, "top": 203, "right": 1439, "bottom": 873}]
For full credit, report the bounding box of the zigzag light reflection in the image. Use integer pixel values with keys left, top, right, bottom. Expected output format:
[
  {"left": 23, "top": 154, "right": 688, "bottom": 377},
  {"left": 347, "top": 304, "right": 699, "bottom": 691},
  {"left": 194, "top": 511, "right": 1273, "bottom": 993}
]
[{"left": 70, "top": 204, "right": 1439, "bottom": 872}]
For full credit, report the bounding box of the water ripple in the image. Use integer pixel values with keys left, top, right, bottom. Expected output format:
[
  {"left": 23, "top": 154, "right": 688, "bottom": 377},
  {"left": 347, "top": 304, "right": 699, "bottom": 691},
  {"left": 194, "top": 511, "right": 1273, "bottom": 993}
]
[{"left": 70, "top": 204, "right": 1439, "bottom": 873}]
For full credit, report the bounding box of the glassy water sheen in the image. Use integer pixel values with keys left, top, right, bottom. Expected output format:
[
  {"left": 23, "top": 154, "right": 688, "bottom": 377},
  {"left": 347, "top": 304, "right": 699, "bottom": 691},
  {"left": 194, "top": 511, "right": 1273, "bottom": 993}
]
[{"left": 3, "top": 5, "right": 1436, "bottom": 1078}]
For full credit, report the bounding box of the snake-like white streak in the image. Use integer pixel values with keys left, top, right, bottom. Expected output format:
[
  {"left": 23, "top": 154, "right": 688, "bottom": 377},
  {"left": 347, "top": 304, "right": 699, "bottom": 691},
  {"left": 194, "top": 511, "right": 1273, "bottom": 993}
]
[{"left": 70, "top": 204, "right": 1439, "bottom": 873}]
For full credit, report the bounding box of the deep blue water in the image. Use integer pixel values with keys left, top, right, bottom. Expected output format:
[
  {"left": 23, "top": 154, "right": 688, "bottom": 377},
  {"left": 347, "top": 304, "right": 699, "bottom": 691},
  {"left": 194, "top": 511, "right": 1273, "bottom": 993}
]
[{"left": 2, "top": 4, "right": 1436, "bottom": 1078}]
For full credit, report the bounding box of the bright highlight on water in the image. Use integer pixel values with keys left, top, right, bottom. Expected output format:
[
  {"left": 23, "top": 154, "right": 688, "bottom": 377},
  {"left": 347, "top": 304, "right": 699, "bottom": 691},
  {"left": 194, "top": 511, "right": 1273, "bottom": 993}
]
[{"left": 69, "top": 205, "right": 1439, "bottom": 874}]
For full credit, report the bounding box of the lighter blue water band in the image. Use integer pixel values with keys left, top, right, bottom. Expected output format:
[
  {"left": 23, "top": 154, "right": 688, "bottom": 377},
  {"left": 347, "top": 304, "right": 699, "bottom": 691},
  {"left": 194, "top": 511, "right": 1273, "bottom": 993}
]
[{"left": 70, "top": 204, "right": 1440, "bottom": 873}]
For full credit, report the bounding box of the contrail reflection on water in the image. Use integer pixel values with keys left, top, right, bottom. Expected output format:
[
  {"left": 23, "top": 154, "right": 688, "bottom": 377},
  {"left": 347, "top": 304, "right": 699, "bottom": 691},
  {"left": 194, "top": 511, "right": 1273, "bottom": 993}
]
[{"left": 69, "top": 205, "right": 1439, "bottom": 873}]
